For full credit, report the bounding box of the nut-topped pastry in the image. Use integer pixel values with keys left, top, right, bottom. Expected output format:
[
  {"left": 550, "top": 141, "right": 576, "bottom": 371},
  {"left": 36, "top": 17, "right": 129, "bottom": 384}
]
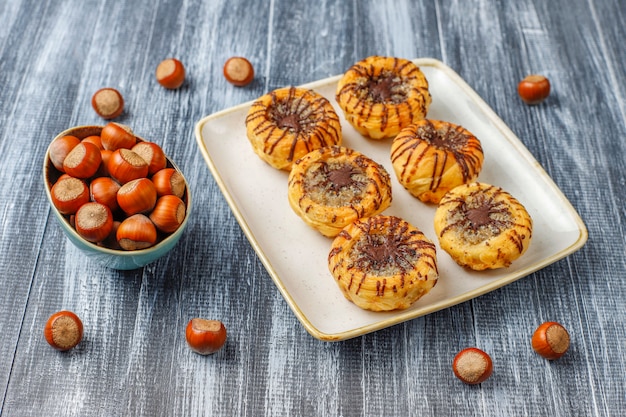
[
  {"left": 335, "top": 56, "right": 431, "bottom": 139},
  {"left": 391, "top": 119, "right": 484, "bottom": 204},
  {"left": 288, "top": 146, "right": 392, "bottom": 237},
  {"left": 328, "top": 215, "right": 438, "bottom": 311},
  {"left": 433, "top": 182, "right": 532, "bottom": 270},
  {"left": 245, "top": 87, "right": 342, "bottom": 171}
]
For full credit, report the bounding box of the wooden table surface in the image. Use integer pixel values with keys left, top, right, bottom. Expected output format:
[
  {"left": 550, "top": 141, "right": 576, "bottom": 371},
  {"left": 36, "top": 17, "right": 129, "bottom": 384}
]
[{"left": 1, "top": 0, "right": 624, "bottom": 415}]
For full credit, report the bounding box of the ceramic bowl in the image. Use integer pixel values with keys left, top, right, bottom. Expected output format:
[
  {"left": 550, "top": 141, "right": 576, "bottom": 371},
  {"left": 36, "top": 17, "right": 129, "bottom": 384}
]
[{"left": 43, "top": 125, "right": 192, "bottom": 270}]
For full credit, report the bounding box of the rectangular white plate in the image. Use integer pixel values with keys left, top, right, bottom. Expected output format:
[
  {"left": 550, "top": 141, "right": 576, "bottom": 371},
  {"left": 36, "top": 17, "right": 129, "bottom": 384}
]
[{"left": 195, "top": 58, "right": 587, "bottom": 341}]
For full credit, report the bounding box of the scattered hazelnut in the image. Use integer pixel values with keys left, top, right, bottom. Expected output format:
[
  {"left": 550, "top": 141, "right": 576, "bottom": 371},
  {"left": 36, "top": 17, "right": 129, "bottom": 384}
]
[
  {"left": 185, "top": 318, "right": 227, "bottom": 355},
  {"left": 91, "top": 88, "right": 125, "bottom": 119},
  {"left": 518, "top": 74, "right": 550, "bottom": 105},
  {"left": 532, "top": 321, "right": 570, "bottom": 360},
  {"left": 223, "top": 56, "right": 254, "bottom": 86},
  {"left": 156, "top": 58, "right": 186, "bottom": 89},
  {"left": 44, "top": 310, "right": 83, "bottom": 351},
  {"left": 452, "top": 347, "right": 493, "bottom": 385}
]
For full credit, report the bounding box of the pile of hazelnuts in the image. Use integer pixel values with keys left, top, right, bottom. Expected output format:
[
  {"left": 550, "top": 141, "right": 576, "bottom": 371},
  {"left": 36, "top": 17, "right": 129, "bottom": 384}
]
[{"left": 47, "top": 122, "right": 187, "bottom": 250}]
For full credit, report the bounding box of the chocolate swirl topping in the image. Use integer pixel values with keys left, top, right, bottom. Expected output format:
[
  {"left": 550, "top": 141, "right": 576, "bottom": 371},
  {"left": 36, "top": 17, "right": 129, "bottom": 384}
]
[
  {"left": 352, "top": 216, "right": 437, "bottom": 277},
  {"left": 301, "top": 160, "right": 369, "bottom": 208},
  {"left": 416, "top": 121, "right": 470, "bottom": 151},
  {"left": 465, "top": 204, "right": 493, "bottom": 229},
  {"left": 276, "top": 113, "right": 302, "bottom": 133},
  {"left": 441, "top": 187, "right": 513, "bottom": 244},
  {"left": 366, "top": 72, "right": 405, "bottom": 104},
  {"left": 326, "top": 164, "right": 359, "bottom": 189}
]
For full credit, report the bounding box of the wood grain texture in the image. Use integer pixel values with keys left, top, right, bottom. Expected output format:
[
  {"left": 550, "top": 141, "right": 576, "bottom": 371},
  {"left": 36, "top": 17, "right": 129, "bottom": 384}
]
[{"left": 0, "top": 0, "right": 624, "bottom": 415}]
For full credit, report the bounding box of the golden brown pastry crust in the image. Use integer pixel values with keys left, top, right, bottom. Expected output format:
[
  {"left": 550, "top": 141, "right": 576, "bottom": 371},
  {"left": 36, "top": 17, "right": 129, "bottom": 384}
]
[
  {"left": 335, "top": 56, "right": 431, "bottom": 140},
  {"left": 433, "top": 182, "right": 532, "bottom": 270},
  {"left": 391, "top": 119, "right": 484, "bottom": 204},
  {"left": 245, "top": 87, "right": 342, "bottom": 171},
  {"left": 328, "top": 215, "right": 438, "bottom": 311},
  {"left": 288, "top": 146, "right": 392, "bottom": 237}
]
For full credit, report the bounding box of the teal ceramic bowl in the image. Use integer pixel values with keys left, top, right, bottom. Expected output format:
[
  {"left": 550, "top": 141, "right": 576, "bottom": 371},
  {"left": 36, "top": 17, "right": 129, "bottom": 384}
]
[{"left": 43, "top": 125, "right": 192, "bottom": 270}]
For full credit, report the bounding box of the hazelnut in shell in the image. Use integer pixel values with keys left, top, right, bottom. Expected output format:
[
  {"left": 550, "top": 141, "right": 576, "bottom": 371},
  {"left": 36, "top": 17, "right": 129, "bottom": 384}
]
[
  {"left": 185, "top": 318, "right": 227, "bottom": 355},
  {"left": 62, "top": 141, "right": 102, "bottom": 179},
  {"left": 89, "top": 176, "right": 121, "bottom": 212},
  {"left": 152, "top": 167, "right": 186, "bottom": 198},
  {"left": 518, "top": 74, "right": 551, "bottom": 105},
  {"left": 117, "top": 178, "right": 157, "bottom": 216},
  {"left": 156, "top": 58, "right": 186, "bottom": 89},
  {"left": 452, "top": 347, "right": 493, "bottom": 385},
  {"left": 532, "top": 321, "right": 570, "bottom": 360},
  {"left": 101, "top": 122, "right": 136, "bottom": 151},
  {"left": 91, "top": 88, "right": 124, "bottom": 119},
  {"left": 108, "top": 148, "right": 149, "bottom": 184},
  {"left": 150, "top": 195, "right": 186, "bottom": 233},
  {"left": 223, "top": 57, "right": 254, "bottom": 86},
  {"left": 117, "top": 214, "right": 157, "bottom": 250},
  {"left": 132, "top": 142, "right": 167, "bottom": 175},
  {"left": 75, "top": 202, "right": 114, "bottom": 243},
  {"left": 44, "top": 310, "right": 83, "bottom": 351},
  {"left": 50, "top": 176, "right": 90, "bottom": 215},
  {"left": 49, "top": 135, "right": 80, "bottom": 172}
]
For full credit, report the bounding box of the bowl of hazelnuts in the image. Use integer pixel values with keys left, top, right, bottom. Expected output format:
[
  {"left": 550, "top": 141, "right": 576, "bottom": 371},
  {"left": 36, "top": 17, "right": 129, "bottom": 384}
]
[{"left": 43, "top": 123, "right": 192, "bottom": 270}]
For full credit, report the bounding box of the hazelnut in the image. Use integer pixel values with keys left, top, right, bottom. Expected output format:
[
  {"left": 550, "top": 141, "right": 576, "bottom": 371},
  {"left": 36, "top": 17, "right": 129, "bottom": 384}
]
[
  {"left": 116, "top": 214, "right": 157, "bottom": 250},
  {"left": 223, "top": 57, "right": 254, "bottom": 86},
  {"left": 156, "top": 58, "right": 186, "bottom": 89},
  {"left": 152, "top": 167, "right": 186, "bottom": 198},
  {"left": 44, "top": 310, "right": 83, "bottom": 351},
  {"left": 107, "top": 148, "right": 149, "bottom": 184},
  {"left": 185, "top": 318, "right": 227, "bottom": 355},
  {"left": 62, "top": 141, "right": 102, "bottom": 179},
  {"left": 50, "top": 176, "right": 90, "bottom": 215},
  {"left": 452, "top": 347, "right": 493, "bottom": 384},
  {"left": 117, "top": 178, "right": 157, "bottom": 216},
  {"left": 75, "top": 202, "right": 114, "bottom": 243},
  {"left": 532, "top": 321, "right": 570, "bottom": 360},
  {"left": 49, "top": 135, "right": 80, "bottom": 172},
  {"left": 149, "top": 195, "right": 186, "bottom": 233},
  {"left": 132, "top": 141, "right": 167, "bottom": 175},
  {"left": 518, "top": 74, "right": 550, "bottom": 105},
  {"left": 101, "top": 122, "right": 136, "bottom": 151},
  {"left": 91, "top": 88, "right": 124, "bottom": 119}
]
